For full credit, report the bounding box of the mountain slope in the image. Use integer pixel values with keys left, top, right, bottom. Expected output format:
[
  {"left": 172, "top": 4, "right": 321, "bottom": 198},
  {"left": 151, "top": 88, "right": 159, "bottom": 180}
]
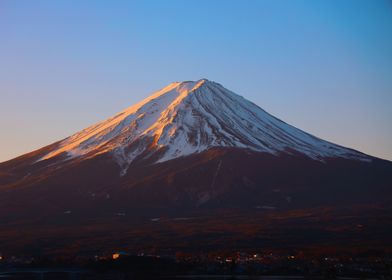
[
  {"left": 36, "top": 79, "right": 369, "bottom": 176},
  {"left": 0, "top": 79, "right": 391, "bottom": 256}
]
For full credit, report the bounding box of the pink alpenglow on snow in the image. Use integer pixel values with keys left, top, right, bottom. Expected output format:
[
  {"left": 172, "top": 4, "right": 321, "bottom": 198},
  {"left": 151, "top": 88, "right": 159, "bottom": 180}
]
[{"left": 39, "top": 79, "right": 370, "bottom": 175}]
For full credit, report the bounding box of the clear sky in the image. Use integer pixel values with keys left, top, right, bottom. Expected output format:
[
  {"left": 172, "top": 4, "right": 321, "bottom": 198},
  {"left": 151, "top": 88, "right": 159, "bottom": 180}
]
[{"left": 1, "top": 0, "right": 391, "bottom": 162}]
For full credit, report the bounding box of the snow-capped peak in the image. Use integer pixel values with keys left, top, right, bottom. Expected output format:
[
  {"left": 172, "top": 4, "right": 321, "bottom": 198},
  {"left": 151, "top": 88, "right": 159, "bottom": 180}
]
[{"left": 39, "top": 79, "right": 370, "bottom": 174}]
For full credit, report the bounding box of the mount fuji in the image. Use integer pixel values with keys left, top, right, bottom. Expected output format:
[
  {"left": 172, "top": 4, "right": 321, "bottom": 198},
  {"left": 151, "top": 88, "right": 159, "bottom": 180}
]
[
  {"left": 0, "top": 79, "right": 391, "bottom": 256},
  {"left": 40, "top": 79, "right": 368, "bottom": 172}
]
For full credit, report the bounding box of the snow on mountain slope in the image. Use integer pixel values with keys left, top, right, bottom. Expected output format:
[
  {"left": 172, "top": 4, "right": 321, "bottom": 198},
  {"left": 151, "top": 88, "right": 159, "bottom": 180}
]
[{"left": 39, "top": 79, "right": 370, "bottom": 174}]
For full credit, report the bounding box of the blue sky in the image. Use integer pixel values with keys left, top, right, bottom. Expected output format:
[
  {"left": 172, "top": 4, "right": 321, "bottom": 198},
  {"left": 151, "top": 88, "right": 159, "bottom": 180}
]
[{"left": 1, "top": 0, "right": 391, "bottom": 161}]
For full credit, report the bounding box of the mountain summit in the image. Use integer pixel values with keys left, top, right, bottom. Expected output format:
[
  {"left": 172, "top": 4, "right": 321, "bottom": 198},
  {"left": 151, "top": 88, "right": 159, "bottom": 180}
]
[
  {"left": 0, "top": 79, "right": 391, "bottom": 256},
  {"left": 39, "top": 79, "right": 368, "bottom": 175}
]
